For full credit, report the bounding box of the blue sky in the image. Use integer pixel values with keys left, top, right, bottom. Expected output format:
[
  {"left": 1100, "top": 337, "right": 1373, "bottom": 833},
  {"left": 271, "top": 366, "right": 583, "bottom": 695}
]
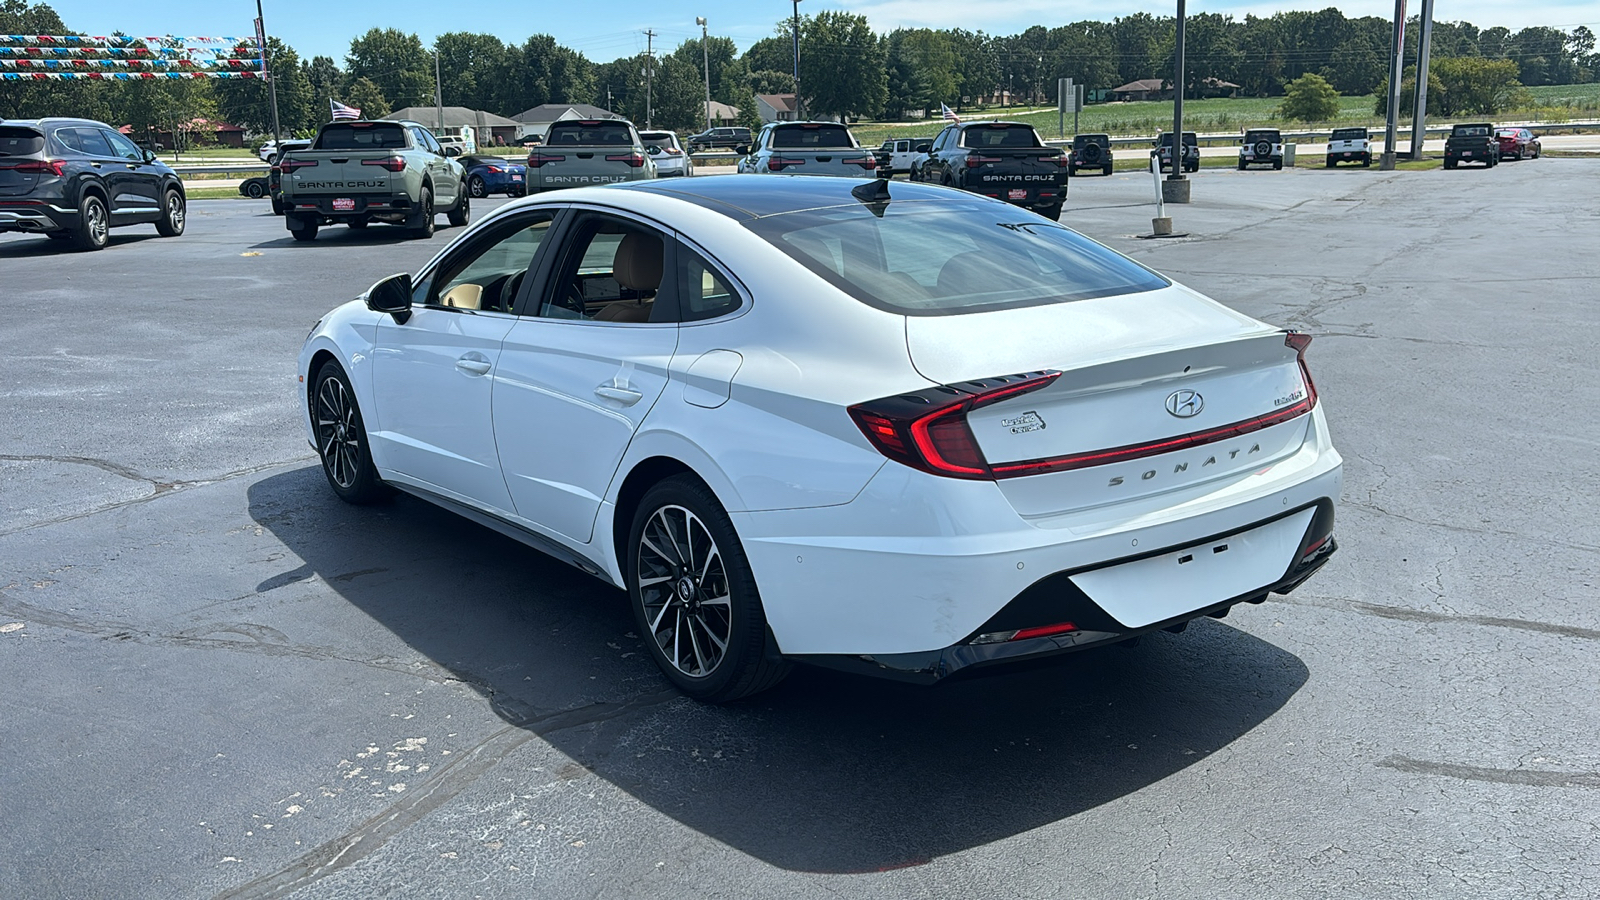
[{"left": 39, "top": 1, "right": 1599, "bottom": 64}]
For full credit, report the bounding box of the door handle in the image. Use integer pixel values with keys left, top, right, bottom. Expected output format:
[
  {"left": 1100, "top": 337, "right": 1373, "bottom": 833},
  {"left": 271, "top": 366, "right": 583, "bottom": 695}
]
[
  {"left": 455, "top": 358, "right": 492, "bottom": 376},
  {"left": 594, "top": 385, "right": 643, "bottom": 405},
  {"left": 126, "top": 164, "right": 139, "bottom": 169},
  {"left": 91, "top": 162, "right": 102, "bottom": 168}
]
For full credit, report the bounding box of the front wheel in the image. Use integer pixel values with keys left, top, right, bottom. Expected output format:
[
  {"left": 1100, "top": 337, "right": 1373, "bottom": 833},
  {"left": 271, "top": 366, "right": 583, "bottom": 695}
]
[
  {"left": 468, "top": 175, "right": 487, "bottom": 198},
  {"left": 312, "top": 362, "right": 390, "bottom": 504},
  {"left": 155, "top": 189, "right": 185, "bottom": 237},
  {"left": 628, "top": 476, "right": 789, "bottom": 703}
]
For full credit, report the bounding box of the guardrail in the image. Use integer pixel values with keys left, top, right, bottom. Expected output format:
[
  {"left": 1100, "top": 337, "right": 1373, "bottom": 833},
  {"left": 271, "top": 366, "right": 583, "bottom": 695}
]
[{"left": 1042, "top": 119, "right": 1600, "bottom": 149}]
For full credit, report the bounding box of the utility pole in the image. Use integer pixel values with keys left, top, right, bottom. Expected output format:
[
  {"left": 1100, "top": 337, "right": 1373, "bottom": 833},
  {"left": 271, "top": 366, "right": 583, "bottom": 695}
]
[
  {"left": 791, "top": 0, "right": 803, "bottom": 120},
  {"left": 434, "top": 50, "right": 443, "bottom": 132},
  {"left": 254, "top": 0, "right": 281, "bottom": 147},
  {"left": 1380, "top": 0, "right": 1407, "bottom": 169},
  {"left": 697, "top": 17, "right": 712, "bottom": 131},
  {"left": 1166, "top": 0, "right": 1190, "bottom": 202},
  {"left": 1409, "top": 0, "right": 1435, "bottom": 160},
  {"left": 644, "top": 30, "right": 655, "bottom": 129}
]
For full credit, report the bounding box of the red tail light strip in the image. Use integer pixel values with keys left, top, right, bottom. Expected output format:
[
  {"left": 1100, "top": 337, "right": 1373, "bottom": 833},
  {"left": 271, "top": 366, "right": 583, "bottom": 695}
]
[
  {"left": 2, "top": 159, "right": 66, "bottom": 176},
  {"left": 361, "top": 156, "right": 406, "bottom": 172}
]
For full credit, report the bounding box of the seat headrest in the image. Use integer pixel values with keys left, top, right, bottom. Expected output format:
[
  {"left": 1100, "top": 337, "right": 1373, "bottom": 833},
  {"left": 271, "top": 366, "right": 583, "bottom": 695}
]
[{"left": 613, "top": 232, "right": 663, "bottom": 292}]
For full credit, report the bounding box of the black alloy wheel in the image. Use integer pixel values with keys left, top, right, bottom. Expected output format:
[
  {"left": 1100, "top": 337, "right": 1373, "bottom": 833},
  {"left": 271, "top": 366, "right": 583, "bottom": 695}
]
[
  {"left": 245, "top": 180, "right": 266, "bottom": 199},
  {"left": 1254, "top": 140, "right": 1272, "bottom": 158},
  {"left": 156, "top": 190, "right": 185, "bottom": 237},
  {"left": 628, "top": 476, "right": 788, "bottom": 703},
  {"left": 468, "top": 175, "right": 488, "bottom": 198},
  {"left": 312, "top": 362, "right": 390, "bottom": 504},
  {"left": 410, "top": 187, "right": 435, "bottom": 239},
  {"left": 447, "top": 191, "right": 470, "bottom": 228},
  {"left": 1081, "top": 143, "right": 1102, "bottom": 164},
  {"left": 73, "top": 194, "right": 109, "bottom": 251}
]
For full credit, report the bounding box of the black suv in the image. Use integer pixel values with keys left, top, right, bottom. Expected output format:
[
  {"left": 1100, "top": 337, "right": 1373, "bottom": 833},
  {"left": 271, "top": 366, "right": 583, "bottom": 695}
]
[
  {"left": 1154, "top": 131, "right": 1199, "bottom": 173},
  {"left": 687, "top": 126, "right": 752, "bottom": 151},
  {"left": 0, "top": 117, "right": 187, "bottom": 250},
  {"left": 1068, "top": 133, "right": 1114, "bottom": 176}
]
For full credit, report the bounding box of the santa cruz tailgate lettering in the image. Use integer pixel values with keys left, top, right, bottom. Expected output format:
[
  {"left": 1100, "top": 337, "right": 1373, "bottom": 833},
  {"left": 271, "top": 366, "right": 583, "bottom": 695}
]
[
  {"left": 981, "top": 174, "right": 1055, "bottom": 182},
  {"left": 293, "top": 181, "right": 386, "bottom": 190}
]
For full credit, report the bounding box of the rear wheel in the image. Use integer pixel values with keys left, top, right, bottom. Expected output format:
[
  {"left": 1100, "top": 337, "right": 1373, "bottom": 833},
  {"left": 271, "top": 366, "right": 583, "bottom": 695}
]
[
  {"left": 409, "top": 187, "right": 435, "bottom": 239},
  {"left": 347, "top": 218, "right": 368, "bottom": 230},
  {"left": 271, "top": 196, "right": 285, "bottom": 215},
  {"left": 312, "top": 361, "right": 390, "bottom": 504},
  {"left": 627, "top": 476, "right": 789, "bottom": 703},
  {"left": 72, "top": 194, "right": 109, "bottom": 251},
  {"left": 447, "top": 190, "right": 470, "bottom": 228},
  {"left": 1273, "top": 159, "right": 1283, "bottom": 170},
  {"left": 1037, "top": 203, "right": 1063, "bottom": 221},
  {"left": 468, "top": 175, "right": 487, "bottom": 198},
  {"left": 155, "top": 189, "right": 185, "bottom": 237},
  {"left": 1102, "top": 165, "right": 1112, "bottom": 176},
  {"left": 245, "top": 180, "right": 266, "bottom": 199},
  {"left": 290, "top": 216, "right": 319, "bottom": 241},
  {"left": 1326, "top": 157, "right": 1336, "bottom": 168}
]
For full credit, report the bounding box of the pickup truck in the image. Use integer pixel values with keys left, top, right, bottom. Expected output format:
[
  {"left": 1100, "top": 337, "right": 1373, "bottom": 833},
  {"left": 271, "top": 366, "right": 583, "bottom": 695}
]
[
  {"left": 524, "top": 119, "right": 656, "bottom": 191},
  {"left": 279, "top": 119, "right": 467, "bottom": 242},
  {"left": 1325, "top": 127, "right": 1372, "bottom": 167},
  {"left": 873, "top": 137, "right": 931, "bottom": 175},
  {"left": 1444, "top": 123, "right": 1498, "bottom": 169},
  {"left": 913, "top": 121, "right": 1068, "bottom": 220},
  {"left": 736, "top": 121, "right": 879, "bottom": 177}
]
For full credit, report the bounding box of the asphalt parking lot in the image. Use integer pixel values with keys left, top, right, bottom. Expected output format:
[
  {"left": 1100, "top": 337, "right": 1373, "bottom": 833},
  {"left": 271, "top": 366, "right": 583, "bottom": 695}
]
[{"left": 3, "top": 161, "right": 1597, "bottom": 899}]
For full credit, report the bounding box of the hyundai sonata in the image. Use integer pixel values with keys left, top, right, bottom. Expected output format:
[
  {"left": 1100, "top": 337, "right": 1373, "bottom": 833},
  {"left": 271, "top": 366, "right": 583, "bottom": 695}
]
[{"left": 298, "top": 175, "right": 1342, "bottom": 702}]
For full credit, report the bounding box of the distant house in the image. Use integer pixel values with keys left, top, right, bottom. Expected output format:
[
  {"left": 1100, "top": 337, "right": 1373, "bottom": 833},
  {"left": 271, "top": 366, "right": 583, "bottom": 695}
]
[
  {"left": 756, "top": 93, "right": 797, "bottom": 124},
  {"left": 704, "top": 101, "right": 740, "bottom": 126},
  {"left": 383, "top": 106, "right": 522, "bottom": 146},
  {"left": 511, "top": 103, "right": 621, "bottom": 141},
  {"left": 119, "top": 119, "right": 244, "bottom": 149},
  {"left": 1111, "top": 77, "right": 1240, "bottom": 102}
]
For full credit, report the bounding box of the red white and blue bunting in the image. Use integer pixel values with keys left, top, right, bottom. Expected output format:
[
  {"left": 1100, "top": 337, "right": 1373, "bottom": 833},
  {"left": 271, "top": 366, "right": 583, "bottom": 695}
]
[{"left": 0, "top": 35, "right": 265, "bottom": 80}]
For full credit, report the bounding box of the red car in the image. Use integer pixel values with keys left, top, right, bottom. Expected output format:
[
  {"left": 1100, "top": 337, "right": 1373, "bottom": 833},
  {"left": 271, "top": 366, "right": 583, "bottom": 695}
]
[{"left": 1496, "top": 128, "right": 1541, "bottom": 160}]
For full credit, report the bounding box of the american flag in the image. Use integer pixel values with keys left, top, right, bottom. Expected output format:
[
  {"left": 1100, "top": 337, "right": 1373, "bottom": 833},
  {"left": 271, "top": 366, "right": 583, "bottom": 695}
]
[
  {"left": 940, "top": 102, "right": 960, "bottom": 124},
  {"left": 330, "top": 99, "right": 361, "bottom": 121}
]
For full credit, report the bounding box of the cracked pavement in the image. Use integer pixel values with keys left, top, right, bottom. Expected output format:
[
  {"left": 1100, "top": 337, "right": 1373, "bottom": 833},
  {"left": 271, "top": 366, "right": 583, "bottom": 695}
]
[{"left": 2, "top": 163, "right": 1597, "bottom": 898}]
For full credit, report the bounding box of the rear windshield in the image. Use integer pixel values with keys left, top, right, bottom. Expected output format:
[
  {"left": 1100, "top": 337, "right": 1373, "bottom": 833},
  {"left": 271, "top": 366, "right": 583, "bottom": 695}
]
[
  {"left": 1330, "top": 128, "right": 1367, "bottom": 140},
  {"left": 745, "top": 200, "right": 1169, "bottom": 316},
  {"left": 1157, "top": 133, "right": 1198, "bottom": 145},
  {"left": 771, "top": 124, "right": 855, "bottom": 149},
  {"left": 0, "top": 127, "right": 45, "bottom": 156},
  {"left": 1245, "top": 130, "right": 1280, "bottom": 141},
  {"left": 546, "top": 121, "right": 632, "bottom": 145},
  {"left": 961, "top": 124, "right": 1043, "bottom": 149},
  {"left": 315, "top": 123, "right": 407, "bottom": 151},
  {"left": 1454, "top": 125, "right": 1490, "bottom": 137},
  {"left": 639, "top": 134, "right": 678, "bottom": 151}
]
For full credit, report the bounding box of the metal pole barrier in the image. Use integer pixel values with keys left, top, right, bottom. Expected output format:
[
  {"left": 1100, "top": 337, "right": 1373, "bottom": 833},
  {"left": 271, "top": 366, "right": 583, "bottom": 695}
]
[{"left": 1380, "top": 0, "right": 1407, "bottom": 169}]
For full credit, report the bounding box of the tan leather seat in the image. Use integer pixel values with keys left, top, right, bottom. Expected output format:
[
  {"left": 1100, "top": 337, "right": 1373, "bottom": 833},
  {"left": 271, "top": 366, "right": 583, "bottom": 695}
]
[
  {"left": 596, "top": 232, "right": 662, "bottom": 323},
  {"left": 439, "top": 283, "right": 482, "bottom": 310}
]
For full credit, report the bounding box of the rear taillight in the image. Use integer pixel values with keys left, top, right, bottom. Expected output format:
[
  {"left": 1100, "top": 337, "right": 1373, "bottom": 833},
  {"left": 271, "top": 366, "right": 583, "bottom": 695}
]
[
  {"left": 279, "top": 158, "right": 318, "bottom": 173},
  {"left": 1283, "top": 331, "right": 1319, "bottom": 408},
  {"left": 527, "top": 152, "right": 565, "bottom": 167},
  {"left": 767, "top": 157, "right": 806, "bottom": 172},
  {"left": 606, "top": 152, "right": 646, "bottom": 168},
  {"left": 486, "top": 165, "right": 503, "bottom": 173},
  {"left": 1045, "top": 155, "right": 1070, "bottom": 167},
  {"left": 965, "top": 155, "right": 1002, "bottom": 168},
  {"left": 845, "top": 156, "right": 877, "bottom": 169},
  {"left": 849, "top": 372, "right": 1062, "bottom": 480},
  {"left": 4, "top": 159, "right": 66, "bottom": 176},
  {"left": 361, "top": 156, "right": 406, "bottom": 172}
]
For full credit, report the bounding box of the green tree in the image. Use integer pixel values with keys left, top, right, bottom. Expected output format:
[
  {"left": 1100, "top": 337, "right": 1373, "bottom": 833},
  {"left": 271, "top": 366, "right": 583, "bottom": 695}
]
[
  {"left": 886, "top": 29, "right": 958, "bottom": 116},
  {"left": 214, "top": 37, "right": 313, "bottom": 135},
  {"left": 743, "top": 35, "right": 794, "bottom": 78},
  {"left": 434, "top": 32, "right": 512, "bottom": 113},
  {"left": 500, "top": 35, "right": 594, "bottom": 115},
  {"left": 1277, "top": 72, "right": 1340, "bottom": 122},
  {"left": 341, "top": 76, "right": 390, "bottom": 119},
  {"left": 1431, "top": 56, "right": 1527, "bottom": 114},
  {"left": 800, "top": 11, "right": 886, "bottom": 120},
  {"left": 346, "top": 28, "right": 432, "bottom": 109},
  {"left": 302, "top": 55, "right": 342, "bottom": 130}
]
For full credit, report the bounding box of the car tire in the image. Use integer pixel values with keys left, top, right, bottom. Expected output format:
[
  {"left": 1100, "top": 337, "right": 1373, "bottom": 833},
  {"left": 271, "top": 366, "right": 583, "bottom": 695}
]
[
  {"left": 468, "top": 175, "right": 487, "bottom": 198},
  {"left": 1037, "top": 203, "right": 1063, "bottom": 221},
  {"left": 627, "top": 475, "right": 789, "bottom": 703},
  {"left": 1273, "top": 160, "right": 1283, "bottom": 170},
  {"left": 1237, "top": 159, "right": 1247, "bottom": 170},
  {"left": 290, "top": 217, "right": 319, "bottom": 241},
  {"left": 312, "top": 361, "right": 391, "bottom": 505},
  {"left": 447, "top": 191, "right": 470, "bottom": 228},
  {"left": 244, "top": 181, "right": 266, "bottom": 199},
  {"left": 1444, "top": 159, "right": 1456, "bottom": 169},
  {"left": 271, "top": 197, "right": 285, "bottom": 216},
  {"left": 71, "top": 193, "right": 110, "bottom": 251},
  {"left": 409, "top": 186, "right": 435, "bottom": 239},
  {"left": 46, "top": 231, "right": 73, "bottom": 241},
  {"left": 1326, "top": 157, "right": 1336, "bottom": 168},
  {"left": 1102, "top": 165, "right": 1112, "bottom": 176},
  {"left": 1362, "top": 157, "right": 1372, "bottom": 167},
  {"left": 348, "top": 218, "right": 368, "bottom": 230},
  {"left": 155, "top": 189, "right": 185, "bottom": 237}
]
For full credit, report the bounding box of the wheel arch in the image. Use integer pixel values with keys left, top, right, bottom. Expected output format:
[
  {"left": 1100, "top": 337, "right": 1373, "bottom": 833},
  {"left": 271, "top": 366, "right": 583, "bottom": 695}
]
[{"left": 610, "top": 456, "right": 711, "bottom": 571}]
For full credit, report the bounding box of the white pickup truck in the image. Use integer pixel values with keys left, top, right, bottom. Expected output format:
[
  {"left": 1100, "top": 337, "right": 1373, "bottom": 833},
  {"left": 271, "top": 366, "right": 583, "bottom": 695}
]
[
  {"left": 1325, "top": 127, "right": 1372, "bottom": 167},
  {"left": 873, "top": 137, "right": 932, "bottom": 176}
]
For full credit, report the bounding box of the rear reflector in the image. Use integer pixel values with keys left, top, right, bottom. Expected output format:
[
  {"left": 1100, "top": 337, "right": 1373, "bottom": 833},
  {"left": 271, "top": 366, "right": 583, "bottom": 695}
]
[{"left": 971, "top": 621, "right": 1079, "bottom": 645}]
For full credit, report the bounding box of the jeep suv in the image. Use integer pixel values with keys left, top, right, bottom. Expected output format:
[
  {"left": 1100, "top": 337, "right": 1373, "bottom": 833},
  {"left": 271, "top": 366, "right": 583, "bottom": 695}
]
[
  {"left": 0, "top": 117, "right": 187, "bottom": 250},
  {"left": 1238, "top": 129, "right": 1284, "bottom": 170},
  {"left": 687, "top": 126, "right": 751, "bottom": 152},
  {"left": 1068, "top": 133, "right": 1114, "bottom": 176},
  {"left": 1155, "top": 132, "right": 1199, "bottom": 173}
]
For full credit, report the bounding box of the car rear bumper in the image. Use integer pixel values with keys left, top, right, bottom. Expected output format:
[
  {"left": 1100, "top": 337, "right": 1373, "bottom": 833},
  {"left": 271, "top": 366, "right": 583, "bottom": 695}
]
[
  {"left": 0, "top": 202, "right": 73, "bottom": 233},
  {"left": 735, "top": 407, "right": 1343, "bottom": 659},
  {"left": 285, "top": 193, "right": 414, "bottom": 218}
]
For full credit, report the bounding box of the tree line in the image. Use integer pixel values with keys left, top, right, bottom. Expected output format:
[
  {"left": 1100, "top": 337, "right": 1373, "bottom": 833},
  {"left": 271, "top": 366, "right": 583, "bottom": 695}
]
[{"left": 2, "top": 0, "right": 1595, "bottom": 139}]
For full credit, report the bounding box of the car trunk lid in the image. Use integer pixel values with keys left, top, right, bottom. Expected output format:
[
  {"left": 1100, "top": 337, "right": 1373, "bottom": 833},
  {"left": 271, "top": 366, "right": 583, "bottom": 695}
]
[{"left": 0, "top": 126, "right": 46, "bottom": 196}]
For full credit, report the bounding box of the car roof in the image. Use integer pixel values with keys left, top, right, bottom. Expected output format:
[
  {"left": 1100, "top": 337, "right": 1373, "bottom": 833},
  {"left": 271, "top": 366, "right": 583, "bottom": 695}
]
[
  {"left": 619, "top": 173, "right": 963, "bottom": 220},
  {"left": 2, "top": 117, "right": 112, "bottom": 129}
]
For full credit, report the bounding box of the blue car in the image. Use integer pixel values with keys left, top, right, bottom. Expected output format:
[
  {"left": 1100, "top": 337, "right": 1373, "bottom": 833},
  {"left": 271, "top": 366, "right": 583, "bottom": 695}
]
[{"left": 460, "top": 154, "right": 527, "bottom": 198}]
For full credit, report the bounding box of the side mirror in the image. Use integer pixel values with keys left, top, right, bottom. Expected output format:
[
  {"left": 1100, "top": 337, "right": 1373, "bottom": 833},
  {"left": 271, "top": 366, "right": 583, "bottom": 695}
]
[
  {"left": 734, "top": 145, "right": 750, "bottom": 156},
  {"left": 444, "top": 147, "right": 461, "bottom": 158},
  {"left": 142, "top": 149, "right": 158, "bottom": 163},
  {"left": 366, "top": 272, "right": 414, "bottom": 324}
]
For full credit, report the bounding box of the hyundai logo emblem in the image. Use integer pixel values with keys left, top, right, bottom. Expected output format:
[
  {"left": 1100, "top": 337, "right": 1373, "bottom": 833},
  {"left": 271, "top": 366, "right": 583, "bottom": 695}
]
[{"left": 1166, "top": 389, "right": 1204, "bottom": 418}]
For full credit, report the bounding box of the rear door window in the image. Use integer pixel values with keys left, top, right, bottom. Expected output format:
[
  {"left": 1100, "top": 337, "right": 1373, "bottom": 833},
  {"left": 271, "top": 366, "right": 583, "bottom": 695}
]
[{"left": 66, "top": 127, "right": 116, "bottom": 158}]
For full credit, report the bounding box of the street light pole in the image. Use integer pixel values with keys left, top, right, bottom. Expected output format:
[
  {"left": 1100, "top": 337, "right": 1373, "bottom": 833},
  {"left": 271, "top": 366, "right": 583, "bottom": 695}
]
[
  {"left": 1169, "top": 0, "right": 1187, "bottom": 185},
  {"left": 1380, "top": 0, "right": 1407, "bottom": 169},
  {"left": 697, "top": 17, "right": 712, "bottom": 131},
  {"left": 644, "top": 29, "right": 656, "bottom": 129},
  {"left": 254, "top": 0, "right": 281, "bottom": 148},
  {"left": 791, "top": 0, "right": 802, "bottom": 120}
]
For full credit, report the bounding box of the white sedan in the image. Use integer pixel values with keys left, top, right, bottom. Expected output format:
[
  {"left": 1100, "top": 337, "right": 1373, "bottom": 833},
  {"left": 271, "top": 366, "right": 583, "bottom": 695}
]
[{"left": 299, "top": 175, "right": 1343, "bottom": 702}]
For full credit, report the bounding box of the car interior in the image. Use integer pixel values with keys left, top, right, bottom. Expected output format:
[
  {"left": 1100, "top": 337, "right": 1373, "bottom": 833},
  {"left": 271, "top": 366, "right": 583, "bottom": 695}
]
[
  {"left": 431, "top": 218, "right": 554, "bottom": 314},
  {"left": 541, "top": 220, "right": 666, "bottom": 323}
]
